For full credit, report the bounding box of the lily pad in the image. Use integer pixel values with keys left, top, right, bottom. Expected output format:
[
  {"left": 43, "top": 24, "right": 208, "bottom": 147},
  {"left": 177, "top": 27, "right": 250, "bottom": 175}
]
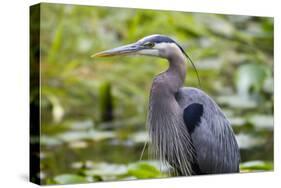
[
  {"left": 41, "top": 135, "right": 62, "bottom": 146},
  {"left": 69, "top": 120, "right": 93, "bottom": 130},
  {"left": 57, "top": 131, "right": 89, "bottom": 142},
  {"left": 130, "top": 131, "right": 149, "bottom": 143},
  {"left": 56, "top": 130, "right": 116, "bottom": 142},
  {"left": 217, "top": 95, "right": 257, "bottom": 109},
  {"left": 229, "top": 117, "right": 246, "bottom": 127},
  {"left": 53, "top": 174, "right": 89, "bottom": 184},
  {"left": 236, "top": 133, "right": 266, "bottom": 149},
  {"left": 84, "top": 163, "right": 127, "bottom": 177},
  {"left": 68, "top": 140, "right": 88, "bottom": 149},
  {"left": 128, "top": 161, "right": 163, "bottom": 179},
  {"left": 88, "top": 130, "right": 116, "bottom": 141},
  {"left": 248, "top": 115, "right": 273, "bottom": 130},
  {"left": 240, "top": 160, "right": 273, "bottom": 171}
]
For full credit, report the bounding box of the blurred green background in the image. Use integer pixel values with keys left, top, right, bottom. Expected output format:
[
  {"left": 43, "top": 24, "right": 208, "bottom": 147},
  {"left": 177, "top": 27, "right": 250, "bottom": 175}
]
[{"left": 34, "top": 3, "right": 273, "bottom": 184}]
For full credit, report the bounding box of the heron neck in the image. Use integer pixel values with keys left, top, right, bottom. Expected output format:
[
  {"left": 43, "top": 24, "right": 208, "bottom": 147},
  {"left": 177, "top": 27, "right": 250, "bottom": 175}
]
[
  {"left": 151, "top": 53, "right": 187, "bottom": 96},
  {"left": 149, "top": 53, "right": 186, "bottom": 121},
  {"left": 148, "top": 54, "right": 193, "bottom": 175},
  {"left": 167, "top": 54, "right": 187, "bottom": 90}
]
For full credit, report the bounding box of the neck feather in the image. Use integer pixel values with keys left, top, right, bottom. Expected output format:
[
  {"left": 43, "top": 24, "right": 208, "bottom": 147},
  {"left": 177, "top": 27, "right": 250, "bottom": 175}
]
[
  {"left": 147, "top": 50, "right": 194, "bottom": 175},
  {"left": 152, "top": 50, "right": 187, "bottom": 96}
]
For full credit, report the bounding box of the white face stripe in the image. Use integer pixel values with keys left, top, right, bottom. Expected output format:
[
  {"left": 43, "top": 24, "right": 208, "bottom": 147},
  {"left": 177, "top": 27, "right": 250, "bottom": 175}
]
[
  {"left": 138, "top": 49, "right": 159, "bottom": 56},
  {"left": 154, "top": 42, "right": 180, "bottom": 50}
]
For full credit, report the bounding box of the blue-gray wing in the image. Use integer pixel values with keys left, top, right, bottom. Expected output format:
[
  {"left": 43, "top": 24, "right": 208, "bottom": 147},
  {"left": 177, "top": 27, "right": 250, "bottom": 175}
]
[{"left": 176, "top": 87, "right": 240, "bottom": 174}]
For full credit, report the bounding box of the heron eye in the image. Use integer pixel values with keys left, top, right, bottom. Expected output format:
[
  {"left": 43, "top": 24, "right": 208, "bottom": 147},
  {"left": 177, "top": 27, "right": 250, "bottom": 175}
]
[{"left": 143, "top": 42, "right": 155, "bottom": 48}]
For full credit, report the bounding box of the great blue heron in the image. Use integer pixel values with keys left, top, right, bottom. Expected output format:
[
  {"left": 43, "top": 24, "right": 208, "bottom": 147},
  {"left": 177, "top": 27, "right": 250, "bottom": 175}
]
[{"left": 92, "top": 34, "right": 240, "bottom": 175}]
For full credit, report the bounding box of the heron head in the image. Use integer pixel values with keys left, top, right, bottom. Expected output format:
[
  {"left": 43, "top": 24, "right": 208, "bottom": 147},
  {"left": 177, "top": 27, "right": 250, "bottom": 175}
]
[{"left": 92, "top": 34, "right": 185, "bottom": 59}]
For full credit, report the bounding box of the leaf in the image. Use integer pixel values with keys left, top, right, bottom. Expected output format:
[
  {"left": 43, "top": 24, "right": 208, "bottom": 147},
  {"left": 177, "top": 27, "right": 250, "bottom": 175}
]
[
  {"left": 235, "top": 63, "right": 271, "bottom": 98},
  {"left": 240, "top": 161, "right": 273, "bottom": 171},
  {"left": 53, "top": 174, "right": 88, "bottom": 184},
  {"left": 128, "top": 162, "right": 162, "bottom": 179},
  {"left": 48, "top": 24, "right": 63, "bottom": 64}
]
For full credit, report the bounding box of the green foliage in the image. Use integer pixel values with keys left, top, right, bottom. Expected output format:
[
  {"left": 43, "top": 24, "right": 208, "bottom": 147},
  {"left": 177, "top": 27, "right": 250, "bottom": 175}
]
[
  {"left": 127, "top": 162, "right": 164, "bottom": 179},
  {"left": 48, "top": 161, "right": 165, "bottom": 184},
  {"left": 34, "top": 3, "right": 274, "bottom": 184},
  {"left": 235, "top": 63, "right": 271, "bottom": 98},
  {"left": 240, "top": 161, "right": 273, "bottom": 171}
]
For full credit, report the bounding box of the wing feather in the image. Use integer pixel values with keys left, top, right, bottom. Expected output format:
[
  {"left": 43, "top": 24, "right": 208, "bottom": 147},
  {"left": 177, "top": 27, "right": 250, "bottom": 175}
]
[{"left": 176, "top": 87, "right": 240, "bottom": 174}]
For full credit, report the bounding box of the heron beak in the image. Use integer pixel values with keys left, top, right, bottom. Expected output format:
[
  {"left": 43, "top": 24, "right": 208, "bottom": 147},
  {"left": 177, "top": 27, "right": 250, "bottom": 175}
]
[{"left": 91, "top": 43, "right": 142, "bottom": 58}]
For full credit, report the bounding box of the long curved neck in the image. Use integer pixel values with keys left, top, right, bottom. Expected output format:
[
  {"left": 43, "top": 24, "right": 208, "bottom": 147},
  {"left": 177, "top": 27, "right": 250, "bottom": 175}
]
[
  {"left": 148, "top": 53, "right": 194, "bottom": 175},
  {"left": 151, "top": 51, "right": 187, "bottom": 98},
  {"left": 166, "top": 54, "right": 187, "bottom": 92},
  {"left": 148, "top": 49, "right": 188, "bottom": 124}
]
